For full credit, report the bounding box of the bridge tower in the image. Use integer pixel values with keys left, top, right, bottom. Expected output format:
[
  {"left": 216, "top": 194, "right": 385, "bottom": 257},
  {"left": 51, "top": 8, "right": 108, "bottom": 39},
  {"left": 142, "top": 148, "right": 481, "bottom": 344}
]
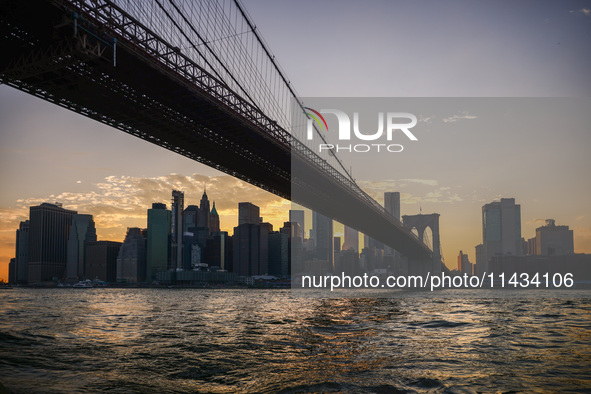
[{"left": 402, "top": 214, "right": 441, "bottom": 275}]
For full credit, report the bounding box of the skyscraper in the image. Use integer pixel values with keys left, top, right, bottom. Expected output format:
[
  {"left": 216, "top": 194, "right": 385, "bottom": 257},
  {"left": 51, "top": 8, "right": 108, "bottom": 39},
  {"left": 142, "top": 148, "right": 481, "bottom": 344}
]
[
  {"left": 117, "top": 227, "right": 146, "bottom": 283},
  {"left": 85, "top": 241, "right": 121, "bottom": 282},
  {"left": 15, "top": 220, "right": 29, "bottom": 284},
  {"left": 199, "top": 190, "right": 210, "bottom": 229},
  {"left": 209, "top": 202, "right": 220, "bottom": 234},
  {"left": 66, "top": 214, "right": 97, "bottom": 280},
  {"left": 239, "top": 202, "right": 260, "bottom": 225},
  {"left": 233, "top": 202, "right": 268, "bottom": 276},
  {"left": 384, "top": 192, "right": 401, "bottom": 261},
  {"left": 289, "top": 210, "right": 305, "bottom": 239},
  {"left": 28, "top": 203, "right": 77, "bottom": 284},
  {"left": 534, "top": 219, "right": 574, "bottom": 256},
  {"left": 342, "top": 226, "right": 359, "bottom": 253},
  {"left": 171, "top": 190, "right": 184, "bottom": 270},
  {"left": 478, "top": 198, "right": 522, "bottom": 274},
  {"left": 384, "top": 192, "right": 401, "bottom": 222},
  {"left": 313, "top": 211, "right": 333, "bottom": 269},
  {"left": 146, "top": 203, "right": 172, "bottom": 280},
  {"left": 268, "top": 231, "right": 289, "bottom": 277}
]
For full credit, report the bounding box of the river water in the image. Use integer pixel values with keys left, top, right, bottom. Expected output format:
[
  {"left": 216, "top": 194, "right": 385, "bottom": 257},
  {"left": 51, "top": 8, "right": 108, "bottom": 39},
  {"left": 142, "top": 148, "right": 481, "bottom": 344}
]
[{"left": 1, "top": 288, "right": 590, "bottom": 393}]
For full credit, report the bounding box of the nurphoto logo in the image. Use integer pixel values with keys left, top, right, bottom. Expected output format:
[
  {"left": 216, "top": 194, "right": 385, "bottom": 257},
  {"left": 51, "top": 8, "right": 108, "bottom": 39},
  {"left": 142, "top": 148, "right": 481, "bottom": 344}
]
[{"left": 304, "top": 107, "right": 418, "bottom": 153}]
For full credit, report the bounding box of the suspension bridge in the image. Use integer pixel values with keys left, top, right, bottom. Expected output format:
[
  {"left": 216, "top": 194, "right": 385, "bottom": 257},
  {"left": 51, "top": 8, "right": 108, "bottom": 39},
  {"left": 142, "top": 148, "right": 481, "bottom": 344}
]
[{"left": 0, "top": 0, "right": 441, "bottom": 272}]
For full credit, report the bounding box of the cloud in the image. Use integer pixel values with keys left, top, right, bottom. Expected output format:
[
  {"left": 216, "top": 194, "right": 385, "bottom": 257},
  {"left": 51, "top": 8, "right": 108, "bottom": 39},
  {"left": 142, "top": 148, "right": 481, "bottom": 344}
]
[
  {"left": 581, "top": 8, "right": 591, "bottom": 16},
  {"left": 526, "top": 218, "right": 547, "bottom": 225},
  {"left": 401, "top": 179, "right": 439, "bottom": 186},
  {"left": 1, "top": 173, "right": 286, "bottom": 247},
  {"left": 443, "top": 111, "right": 478, "bottom": 123}
]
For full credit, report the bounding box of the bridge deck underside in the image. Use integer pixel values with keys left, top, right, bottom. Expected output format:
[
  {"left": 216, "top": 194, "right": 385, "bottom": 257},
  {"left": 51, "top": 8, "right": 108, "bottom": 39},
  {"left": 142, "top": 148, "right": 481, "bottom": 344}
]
[{"left": 1, "top": 0, "right": 431, "bottom": 259}]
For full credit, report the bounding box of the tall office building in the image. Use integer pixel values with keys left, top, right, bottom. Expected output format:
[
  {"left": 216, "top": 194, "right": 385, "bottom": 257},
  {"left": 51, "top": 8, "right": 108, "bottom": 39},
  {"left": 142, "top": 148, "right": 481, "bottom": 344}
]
[
  {"left": 478, "top": 198, "right": 522, "bottom": 274},
  {"left": 28, "top": 203, "right": 77, "bottom": 284},
  {"left": 171, "top": 190, "right": 184, "bottom": 270},
  {"left": 8, "top": 258, "right": 16, "bottom": 285},
  {"left": 183, "top": 205, "right": 199, "bottom": 236},
  {"left": 199, "top": 190, "right": 210, "bottom": 229},
  {"left": 66, "top": 214, "right": 97, "bottom": 279},
  {"left": 457, "top": 250, "right": 473, "bottom": 275},
  {"left": 534, "top": 219, "right": 574, "bottom": 256},
  {"left": 146, "top": 203, "right": 172, "bottom": 280},
  {"left": 182, "top": 205, "right": 200, "bottom": 270},
  {"left": 233, "top": 223, "right": 269, "bottom": 276},
  {"left": 209, "top": 202, "right": 220, "bottom": 234},
  {"left": 233, "top": 202, "right": 268, "bottom": 276},
  {"left": 117, "top": 227, "right": 146, "bottom": 283},
  {"left": 384, "top": 192, "right": 401, "bottom": 260},
  {"left": 239, "top": 202, "right": 260, "bottom": 225},
  {"left": 269, "top": 231, "right": 289, "bottom": 277},
  {"left": 384, "top": 192, "right": 401, "bottom": 221},
  {"left": 204, "top": 232, "right": 232, "bottom": 271},
  {"left": 289, "top": 210, "right": 305, "bottom": 239},
  {"left": 15, "top": 220, "right": 29, "bottom": 284},
  {"left": 313, "top": 211, "right": 333, "bottom": 269},
  {"left": 85, "top": 241, "right": 121, "bottom": 282},
  {"left": 342, "top": 226, "right": 359, "bottom": 253}
]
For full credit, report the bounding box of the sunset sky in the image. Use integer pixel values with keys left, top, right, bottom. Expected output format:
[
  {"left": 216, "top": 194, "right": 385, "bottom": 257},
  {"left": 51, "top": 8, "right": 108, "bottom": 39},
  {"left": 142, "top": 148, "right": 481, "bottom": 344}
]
[{"left": 1, "top": 0, "right": 591, "bottom": 281}]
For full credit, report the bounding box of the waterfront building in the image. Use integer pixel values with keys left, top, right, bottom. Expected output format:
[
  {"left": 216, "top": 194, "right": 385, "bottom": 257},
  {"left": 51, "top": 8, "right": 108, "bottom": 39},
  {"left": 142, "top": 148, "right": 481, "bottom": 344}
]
[
  {"left": 342, "top": 226, "right": 359, "bottom": 253},
  {"left": 312, "top": 211, "right": 333, "bottom": 269},
  {"left": 239, "top": 202, "right": 260, "bottom": 225},
  {"left": 85, "top": 241, "right": 121, "bottom": 282},
  {"left": 146, "top": 203, "right": 171, "bottom": 280},
  {"left": 15, "top": 220, "right": 29, "bottom": 284},
  {"left": 171, "top": 190, "right": 184, "bottom": 270},
  {"left": 209, "top": 202, "right": 220, "bottom": 234},
  {"left": 477, "top": 198, "right": 522, "bottom": 274},
  {"left": 28, "top": 203, "right": 77, "bottom": 284},
  {"left": 289, "top": 210, "right": 305, "bottom": 239},
  {"left": 66, "top": 214, "right": 97, "bottom": 280},
  {"left": 116, "top": 227, "right": 146, "bottom": 283},
  {"left": 534, "top": 219, "right": 574, "bottom": 256}
]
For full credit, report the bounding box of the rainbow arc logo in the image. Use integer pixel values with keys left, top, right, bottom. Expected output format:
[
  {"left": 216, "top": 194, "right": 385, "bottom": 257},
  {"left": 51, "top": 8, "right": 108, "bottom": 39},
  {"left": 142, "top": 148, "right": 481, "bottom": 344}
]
[{"left": 304, "top": 107, "right": 328, "bottom": 132}]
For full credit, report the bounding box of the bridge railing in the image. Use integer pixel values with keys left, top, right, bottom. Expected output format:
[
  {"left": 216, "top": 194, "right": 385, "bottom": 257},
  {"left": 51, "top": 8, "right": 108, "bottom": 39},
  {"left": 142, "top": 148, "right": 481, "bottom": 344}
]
[{"left": 61, "top": 0, "right": 421, "bottom": 243}]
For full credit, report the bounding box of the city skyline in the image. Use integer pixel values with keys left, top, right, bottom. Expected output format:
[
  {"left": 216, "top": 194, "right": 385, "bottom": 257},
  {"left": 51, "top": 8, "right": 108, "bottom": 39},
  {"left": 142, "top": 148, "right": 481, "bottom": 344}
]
[{"left": 2, "top": 0, "right": 591, "bottom": 281}]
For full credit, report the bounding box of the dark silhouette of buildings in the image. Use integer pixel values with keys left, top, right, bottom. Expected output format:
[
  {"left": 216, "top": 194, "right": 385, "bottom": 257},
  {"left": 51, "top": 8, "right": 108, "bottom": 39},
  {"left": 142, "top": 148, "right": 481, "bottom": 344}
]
[
  {"left": 8, "top": 258, "right": 15, "bottom": 284},
  {"left": 199, "top": 190, "right": 210, "bottom": 229},
  {"left": 15, "top": 220, "right": 29, "bottom": 284},
  {"left": 209, "top": 202, "right": 220, "bottom": 234},
  {"left": 146, "top": 203, "right": 171, "bottom": 281},
  {"left": 457, "top": 250, "right": 473, "bottom": 275},
  {"left": 239, "top": 202, "right": 260, "bottom": 225},
  {"left": 117, "top": 227, "right": 147, "bottom": 283},
  {"left": 86, "top": 241, "right": 122, "bottom": 282},
  {"left": 171, "top": 190, "right": 184, "bottom": 271},
  {"left": 528, "top": 219, "right": 574, "bottom": 256},
  {"left": 313, "top": 211, "right": 333, "bottom": 269},
  {"left": 28, "top": 203, "right": 77, "bottom": 284},
  {"left": 233, "top": 202, "right": 269, "bottom": 276},
  {"left": 476, "top": 198, "right": 522, "bottom": 274},
  {"left": 289, "top": 210, "right": 305, "bottom": 239},
  {"left": 66, "top": 214, "right": 97, "bottom": 280}
]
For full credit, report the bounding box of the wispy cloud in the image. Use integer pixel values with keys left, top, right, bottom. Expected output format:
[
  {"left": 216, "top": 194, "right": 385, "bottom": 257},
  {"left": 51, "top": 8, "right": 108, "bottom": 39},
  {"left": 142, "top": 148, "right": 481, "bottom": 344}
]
[
  {"left": 401, "top": 179, "right": 439, "bottom": 186},
  {"left": 581, "top": 8, "right": 591, "bottom": 16},
  {"left": 443, "top": 111, "right": 478, "bottom": 123},
  {"left": 2, "top": 173, "right": 285, "bottom": 247}
]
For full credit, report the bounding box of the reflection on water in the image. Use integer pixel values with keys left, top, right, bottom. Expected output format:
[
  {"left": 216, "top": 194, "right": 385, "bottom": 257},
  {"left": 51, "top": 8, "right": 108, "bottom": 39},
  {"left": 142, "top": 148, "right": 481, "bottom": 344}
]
[{"left": 0, "top": 289, "right": 590, "bottom": 392}]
